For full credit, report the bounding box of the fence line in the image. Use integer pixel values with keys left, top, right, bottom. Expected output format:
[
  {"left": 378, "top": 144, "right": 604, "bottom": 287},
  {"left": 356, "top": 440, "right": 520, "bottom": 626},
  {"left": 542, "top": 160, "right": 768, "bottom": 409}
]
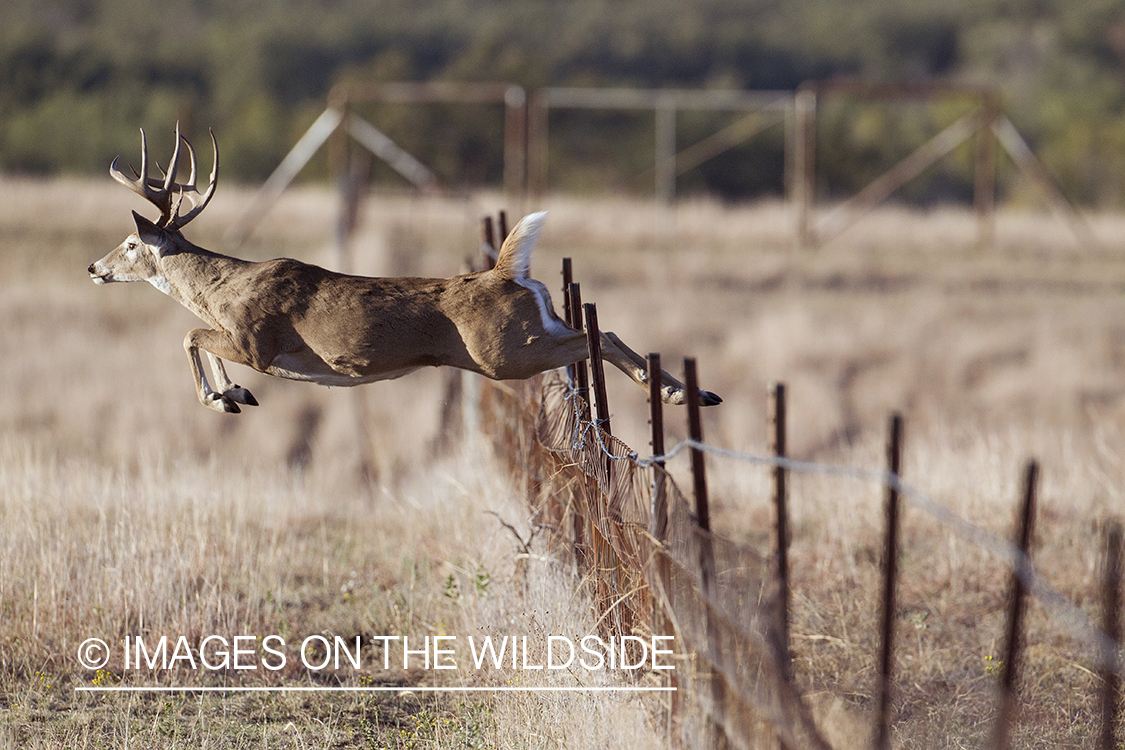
[
  {"left": 479, "top": 371, "right": 831, "bottom": 748},
  {"left": 467, "top": 215, "right": 1123, "bottom": 748}
]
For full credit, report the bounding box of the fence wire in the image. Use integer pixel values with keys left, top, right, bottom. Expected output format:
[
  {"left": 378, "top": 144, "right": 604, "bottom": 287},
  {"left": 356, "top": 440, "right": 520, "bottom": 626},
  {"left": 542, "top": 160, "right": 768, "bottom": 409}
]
[
  {"left": 477, "top": 369, "right": 1124, "bottom": 748},
  {"left": 640, "top": 439, "right": 1125, "bottom": 677}
]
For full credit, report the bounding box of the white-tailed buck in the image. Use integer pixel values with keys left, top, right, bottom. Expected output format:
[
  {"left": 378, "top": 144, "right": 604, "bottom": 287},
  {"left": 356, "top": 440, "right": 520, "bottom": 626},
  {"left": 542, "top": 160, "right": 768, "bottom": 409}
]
[{"left": 88, "top": 125, "right": 721, "bottom": 413}]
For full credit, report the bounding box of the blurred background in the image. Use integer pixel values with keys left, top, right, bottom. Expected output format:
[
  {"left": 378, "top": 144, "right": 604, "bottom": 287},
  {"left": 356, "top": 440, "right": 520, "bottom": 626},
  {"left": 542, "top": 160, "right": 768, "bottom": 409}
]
[
  {"left": 5, "top": 0, "right": 1125, "bottom": 468},
  {"left": 4, "top": 0, "right": 1125, "bottom": 207}
]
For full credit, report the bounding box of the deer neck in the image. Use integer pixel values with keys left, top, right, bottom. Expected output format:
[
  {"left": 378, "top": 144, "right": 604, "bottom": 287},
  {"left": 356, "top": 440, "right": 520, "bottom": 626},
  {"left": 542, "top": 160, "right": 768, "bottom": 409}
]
[{"left": 154, "top": 240, "right": 250, "bottom": 326}]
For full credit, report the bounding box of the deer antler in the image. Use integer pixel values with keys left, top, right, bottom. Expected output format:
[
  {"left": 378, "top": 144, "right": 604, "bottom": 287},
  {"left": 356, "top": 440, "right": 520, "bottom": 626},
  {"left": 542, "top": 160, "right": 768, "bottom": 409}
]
[
  {"left": 109, "top": 123, "right": 218, "bottom": 231},
  {"left": 167, "top": 128, "right": 219, "bottom": 231}
]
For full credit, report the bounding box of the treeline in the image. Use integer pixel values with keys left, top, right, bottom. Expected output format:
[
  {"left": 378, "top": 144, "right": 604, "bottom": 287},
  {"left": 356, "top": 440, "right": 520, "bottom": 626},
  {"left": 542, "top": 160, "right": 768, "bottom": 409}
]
[{"left": 4, "top": 0, "right": 1125, "bottom": 205}]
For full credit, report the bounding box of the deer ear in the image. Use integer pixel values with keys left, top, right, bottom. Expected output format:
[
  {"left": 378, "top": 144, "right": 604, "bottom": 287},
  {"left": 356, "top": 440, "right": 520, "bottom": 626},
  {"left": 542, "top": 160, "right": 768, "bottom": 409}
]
[{"left": 132, "top": 211, "right": 173, "bottom": 256}]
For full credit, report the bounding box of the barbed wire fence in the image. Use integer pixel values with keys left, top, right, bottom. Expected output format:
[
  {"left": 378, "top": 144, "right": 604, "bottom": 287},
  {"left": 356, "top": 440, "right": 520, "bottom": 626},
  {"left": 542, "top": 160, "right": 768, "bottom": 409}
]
[{"left": 462, "top": 214, "right": 1124, "bottom": 750}]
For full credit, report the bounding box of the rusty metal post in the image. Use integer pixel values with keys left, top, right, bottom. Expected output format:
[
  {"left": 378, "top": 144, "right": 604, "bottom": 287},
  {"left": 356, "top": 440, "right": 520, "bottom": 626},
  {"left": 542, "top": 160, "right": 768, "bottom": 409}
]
[
  {"left": 648, "top": 350, "right": 679, "bottom": 744},
  {"left": 561, "top": 258, "right": 574, "bottom": 321},
  {"left": 1100, "top": 520, "right": 1123, "bottom": 750},
  {"left": 562, "top": 259, "right": 576, "bottom": 385},
  {"left": 565, "top": 279, "right": 589, "bottom": 571},
  {"left": 685, "top": 356, "right": 722, "bottom": 736},
  {"left": 582, "top": 302, "right": 616, "bottom": 632},
  {"left": 684, "top": 358, "right": 714, "bottom": 598},
  {"left": 482, "top": 216, "right": 497, "bottom": 270},
  {"left": 567, "top": 283, "right": 590, "bottom": 414},
  {"left": 498, "top": 210, "right": 510, "bottom": 245},
  {"left": 583, "top": 303, "right": 611, "bottom": 436},
  {"left": 874, "top": 413, "right": 904, "bottom": 750},
  {"left": 649, "top": 352, "right": 667, "bottom": 541},
  {"left": 993, "top": 460, "right": 1039, "bottom": 750},
  {"left": 583, "top": 303, "right": 613, "bottom": 493},
  {"left": 684, "top": 358, "right": 709, "bottom": 534},
  {"left": 769, "top": 383, "right": 791, "bottom": 669}
]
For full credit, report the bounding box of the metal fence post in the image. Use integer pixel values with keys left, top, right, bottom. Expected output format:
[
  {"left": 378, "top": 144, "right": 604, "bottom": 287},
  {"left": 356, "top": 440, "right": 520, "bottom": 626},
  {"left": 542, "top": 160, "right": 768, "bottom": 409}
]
[
  {"left": 582, "top": 303, "right": 611, "bottom": 433},
  {"left": 769, "top": 382, "right": 791, "bottom": 670},
  {"left": 993, "top": 460, "right": 1039, "bottom": 750},
  {"left": 567, "top": 283, "right": 590, "bottom": 416},
  {"left": 583, "top": 303, "right": 613, "bottom": 486},
  {"left": 1100, "top": 520, "right": 1123, "bottom": 750},
  {"left": 875, "top": 413, "right": 904, "bottom": 750},
  {"left": 649, "top": 353, "right": 668, "bottom": 542},
  {"left": 684, "top": 358, "right": 712, "bottom": 585}
]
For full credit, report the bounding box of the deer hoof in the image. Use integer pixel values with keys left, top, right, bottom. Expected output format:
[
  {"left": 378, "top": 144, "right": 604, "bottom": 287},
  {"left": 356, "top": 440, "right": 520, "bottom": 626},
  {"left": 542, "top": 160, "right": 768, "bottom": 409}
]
[
  {"left": 699, "top": 390, "right": 722, "bottom": 406},
  {"left": 224, "top": 386, "right": 258, "bottom": 406},
  {"left": 204, "top": 392, "right": 241, "bottom": 414}
]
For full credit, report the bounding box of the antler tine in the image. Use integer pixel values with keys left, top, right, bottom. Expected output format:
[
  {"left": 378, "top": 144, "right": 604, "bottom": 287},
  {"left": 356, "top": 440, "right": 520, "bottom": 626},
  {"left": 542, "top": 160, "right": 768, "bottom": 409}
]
[
  {"left": 162, "top": 122, "right": 182, "bottom": 196},
  {"left": 109, "top": 127, "right": 175, "bottom": 226},
  {"left": 181, "top": 133, "right": 199, "bottom": 190},
  {"left": 166, "top": 128, "right": 219, "bottom": 231},
  {"left": 138, "top": 127, "right": 150, "bottom": 190},
  {"left": 108, "top": 129, "right": 147, "bottom": 195}
]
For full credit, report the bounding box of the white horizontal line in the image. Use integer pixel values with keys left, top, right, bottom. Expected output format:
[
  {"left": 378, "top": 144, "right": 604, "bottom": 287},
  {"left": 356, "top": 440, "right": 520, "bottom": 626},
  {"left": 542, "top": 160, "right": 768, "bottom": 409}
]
[{"left": 77, "top": 686, "right": 675, "bottom": 693}]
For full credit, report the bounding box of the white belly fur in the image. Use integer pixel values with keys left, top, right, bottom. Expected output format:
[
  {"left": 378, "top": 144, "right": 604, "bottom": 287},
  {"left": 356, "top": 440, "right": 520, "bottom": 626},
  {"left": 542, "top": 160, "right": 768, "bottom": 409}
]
[{"left": 267, "top": 354, "right": 422, "bottom": 386}]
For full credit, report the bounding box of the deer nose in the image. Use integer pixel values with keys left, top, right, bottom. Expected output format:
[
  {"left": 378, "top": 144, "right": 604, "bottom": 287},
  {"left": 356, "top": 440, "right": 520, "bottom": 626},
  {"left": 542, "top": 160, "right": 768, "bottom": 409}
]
[{"left": 88, "top": 263, "right": 96, "bottom": 274}]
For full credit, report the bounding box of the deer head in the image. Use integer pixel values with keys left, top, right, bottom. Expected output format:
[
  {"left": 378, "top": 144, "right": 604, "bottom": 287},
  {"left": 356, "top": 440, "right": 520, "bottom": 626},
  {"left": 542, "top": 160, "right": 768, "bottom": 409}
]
[{"left": 89, "top": 124, "right": 218, "bottom": 286}]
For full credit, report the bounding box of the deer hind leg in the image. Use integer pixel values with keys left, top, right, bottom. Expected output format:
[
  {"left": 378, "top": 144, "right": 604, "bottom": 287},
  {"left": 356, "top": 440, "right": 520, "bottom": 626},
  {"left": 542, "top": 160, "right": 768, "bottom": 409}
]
[
  {"left": 599, "top": 331, "right": 722, "bottom": 406},
  {"left": 529, "top": 328, "right": 721, "bottom": 406},
  {"left": 184, "top": 329, "right": 258, "bottom": 413}
]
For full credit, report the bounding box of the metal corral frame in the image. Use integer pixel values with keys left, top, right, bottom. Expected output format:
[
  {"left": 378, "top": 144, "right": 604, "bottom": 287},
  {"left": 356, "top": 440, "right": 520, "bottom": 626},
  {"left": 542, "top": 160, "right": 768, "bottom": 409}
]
[
  {"left": 793, "top": 79, "right": 1098, "bottom": 249},
  {"left": 794, "top": 80, "right": 1000, "bottom": 248},
  {"left": 231, "top": 80, "right": 1095, "bottom": 252},
  {"left": 528, "top": 87, "right": 793, "bottom": 204},
  {"left": 327, "top": 81, "right": 530, "bottom": 197}
]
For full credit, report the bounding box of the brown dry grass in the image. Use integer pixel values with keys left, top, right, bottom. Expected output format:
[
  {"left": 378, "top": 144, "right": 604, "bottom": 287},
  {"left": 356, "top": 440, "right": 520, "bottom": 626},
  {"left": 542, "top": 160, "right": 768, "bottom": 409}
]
[
  {"left": 0, "top": 178, "right": 666, "bottom": 747},
  {"left": 1, "top": 175, "right": 1124, "bottom": 747}
]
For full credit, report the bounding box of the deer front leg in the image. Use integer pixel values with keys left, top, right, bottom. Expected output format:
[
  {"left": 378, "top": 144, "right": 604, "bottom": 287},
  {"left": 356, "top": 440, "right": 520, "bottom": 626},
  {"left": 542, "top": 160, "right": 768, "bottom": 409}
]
[
  {"left": 600, "top": 331, "right": 722, "bottom": 406},
  {"left": 183, "top": 329, "right": 257, "bottom": 413},
  {"left": 203, "top": 351, "right": 259, "bottom": 407}
]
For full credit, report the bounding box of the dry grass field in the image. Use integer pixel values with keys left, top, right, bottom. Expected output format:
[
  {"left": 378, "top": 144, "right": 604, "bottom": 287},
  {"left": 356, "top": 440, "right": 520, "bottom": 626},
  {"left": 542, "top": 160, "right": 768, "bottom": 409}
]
[{"left": 1, "top": 174, "right": 1124, "bottom": 748}]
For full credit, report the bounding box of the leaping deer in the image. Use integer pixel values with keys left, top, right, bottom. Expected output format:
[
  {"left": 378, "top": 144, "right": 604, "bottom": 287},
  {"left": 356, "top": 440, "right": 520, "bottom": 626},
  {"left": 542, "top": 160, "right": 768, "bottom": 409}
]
[{"left": 88, "top": 125, "right": 721, "bottom": 413}]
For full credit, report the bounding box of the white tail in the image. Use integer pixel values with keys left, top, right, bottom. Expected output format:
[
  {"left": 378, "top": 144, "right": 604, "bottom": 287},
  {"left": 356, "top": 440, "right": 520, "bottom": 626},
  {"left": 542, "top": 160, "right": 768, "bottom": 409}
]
[{"left": 88, "top": 126, "right": 721, "bottom": 413}]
